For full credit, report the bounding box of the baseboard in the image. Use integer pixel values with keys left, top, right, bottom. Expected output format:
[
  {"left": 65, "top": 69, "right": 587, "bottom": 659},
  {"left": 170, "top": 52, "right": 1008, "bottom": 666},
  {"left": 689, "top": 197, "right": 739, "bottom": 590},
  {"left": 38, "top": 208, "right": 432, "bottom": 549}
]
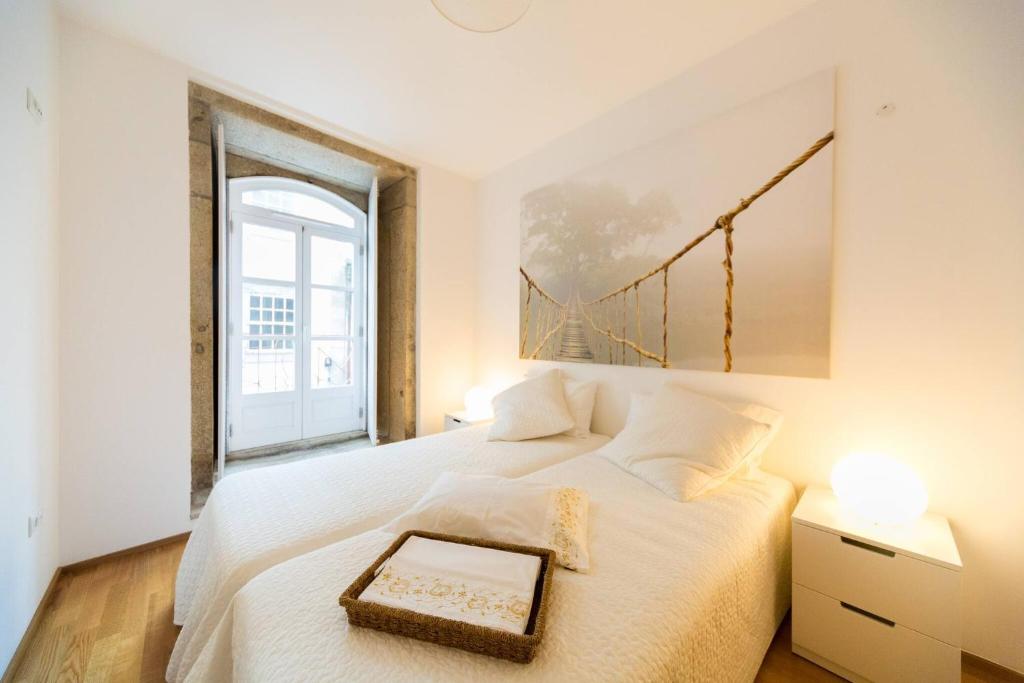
[
  {"left": 1, "top": 567, "right": 62, "bottom": 683},
  {"left": 963, "top": 651, "right": 1024, "bottom": 682},
  {"left": 62, "top": 531, "right": 191, "bottom": 574}
]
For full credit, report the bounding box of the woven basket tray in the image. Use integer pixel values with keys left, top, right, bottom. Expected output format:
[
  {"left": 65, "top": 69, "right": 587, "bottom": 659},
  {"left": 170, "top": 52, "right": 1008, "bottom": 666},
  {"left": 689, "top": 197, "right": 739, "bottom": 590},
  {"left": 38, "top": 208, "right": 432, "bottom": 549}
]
[{"left": 339, "top": 530, "right": 555, "bottom": 663}]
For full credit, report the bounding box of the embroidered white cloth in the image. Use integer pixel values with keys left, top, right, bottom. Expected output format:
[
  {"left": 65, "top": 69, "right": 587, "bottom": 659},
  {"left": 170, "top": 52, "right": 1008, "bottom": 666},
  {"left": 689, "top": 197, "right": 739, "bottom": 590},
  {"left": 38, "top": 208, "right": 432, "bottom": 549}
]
[
  {"left": 385, "top": 472, "right": 591, "bottom": 571},
  {"left": 361, "top": 536, "right": 541, "bottom": 634}
]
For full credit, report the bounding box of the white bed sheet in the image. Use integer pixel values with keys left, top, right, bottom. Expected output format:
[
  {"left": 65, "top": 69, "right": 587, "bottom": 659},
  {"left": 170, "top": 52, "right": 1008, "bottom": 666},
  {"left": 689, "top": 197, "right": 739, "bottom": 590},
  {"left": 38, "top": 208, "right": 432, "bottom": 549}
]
[
  {"left": 169, "top": 426, "right": 608, "bottom": 683},
  {"left": 183, "top": 455, "right": 795, "bottom": 683}
]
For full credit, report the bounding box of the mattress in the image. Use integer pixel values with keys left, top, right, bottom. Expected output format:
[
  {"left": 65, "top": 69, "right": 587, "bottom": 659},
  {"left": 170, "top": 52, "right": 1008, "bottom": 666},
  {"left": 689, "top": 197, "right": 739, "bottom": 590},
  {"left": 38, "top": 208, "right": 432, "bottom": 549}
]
[
  {"left": 182, "top": 455, "right": 796, "bottom": 682},
  {"left": 168, "top": 426, "right": 609, "bottom": 683}
]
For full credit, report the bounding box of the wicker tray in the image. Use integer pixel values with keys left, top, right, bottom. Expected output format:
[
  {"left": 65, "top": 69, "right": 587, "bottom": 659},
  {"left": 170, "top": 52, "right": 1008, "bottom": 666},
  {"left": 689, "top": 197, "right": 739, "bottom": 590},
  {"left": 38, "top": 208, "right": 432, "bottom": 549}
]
[{"left": 339, "top": 530, "right": 555, "bottom": 663}]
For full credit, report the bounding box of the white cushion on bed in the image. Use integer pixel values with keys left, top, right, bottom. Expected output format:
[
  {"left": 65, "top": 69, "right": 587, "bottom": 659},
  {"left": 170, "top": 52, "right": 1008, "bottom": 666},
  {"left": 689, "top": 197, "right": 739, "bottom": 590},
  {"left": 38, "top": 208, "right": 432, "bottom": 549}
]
[
  {"left": 724, "top": 400, "right": 783, "bottom": 475},
  {"left": 488, "top": 369, "right": 575, "bottom": 441},
  {"left": 597, "top": 383, "right": 770, "bottom": 501},
  {"left": 562, "top": 378, "right": 598, "bottom": 437},
  {"left": 384, "top": 471, "right": 590, "bottom": 571}
]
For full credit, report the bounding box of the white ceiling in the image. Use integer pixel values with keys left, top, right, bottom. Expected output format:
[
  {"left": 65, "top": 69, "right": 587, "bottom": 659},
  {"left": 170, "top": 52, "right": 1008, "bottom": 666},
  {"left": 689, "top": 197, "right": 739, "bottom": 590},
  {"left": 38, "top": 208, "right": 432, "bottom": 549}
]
[{"left": 57, "top": 0, "right": 815, "bottom": 178}]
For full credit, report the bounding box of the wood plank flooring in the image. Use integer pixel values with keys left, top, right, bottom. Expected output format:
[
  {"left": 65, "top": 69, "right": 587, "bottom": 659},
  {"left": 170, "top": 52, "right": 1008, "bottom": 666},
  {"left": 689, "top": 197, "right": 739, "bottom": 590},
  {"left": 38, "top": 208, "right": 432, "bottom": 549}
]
[
  {"left": 8, "top": 540, "right": 184, "bottom": 683},
  {"left": 6, "top": 536, "right": 1012, "bottom": 682}
]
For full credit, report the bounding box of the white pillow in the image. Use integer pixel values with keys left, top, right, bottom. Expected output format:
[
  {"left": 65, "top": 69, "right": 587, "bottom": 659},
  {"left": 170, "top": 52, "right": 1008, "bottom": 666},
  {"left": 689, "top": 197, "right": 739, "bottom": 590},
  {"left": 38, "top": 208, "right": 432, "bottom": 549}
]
[
  {"left": 596, "top": 384, "right": 771, "bottom": 501},
  {"left": 488, "top": 369, "right": 575, "bottom": 441},
  {"left": 724, "top": 400, "right": 783, "bottom": 475},
  {"left": 562, "top": 379, "right": 598, "bottom": 437},
  {"left": 385, "top": 472, "right": 590, "bottom": 571},
  {"left": 624, "top": 394, "right": 782, "bottom": 472}
]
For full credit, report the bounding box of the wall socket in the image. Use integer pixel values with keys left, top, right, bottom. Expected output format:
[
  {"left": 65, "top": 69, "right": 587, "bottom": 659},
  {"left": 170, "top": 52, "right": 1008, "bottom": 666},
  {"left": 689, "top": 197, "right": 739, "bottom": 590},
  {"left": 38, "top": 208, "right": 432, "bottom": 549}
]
[{"left": 26, "top": 87, "right": 43, "bottom": 123}]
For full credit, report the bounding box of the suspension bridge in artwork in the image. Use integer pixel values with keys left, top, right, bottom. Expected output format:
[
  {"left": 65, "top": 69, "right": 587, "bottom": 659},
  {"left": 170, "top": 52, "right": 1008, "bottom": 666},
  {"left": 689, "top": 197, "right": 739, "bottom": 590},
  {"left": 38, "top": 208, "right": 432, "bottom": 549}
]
[{"left": 519, "top": 131, "right": 834, "bottom": 371}]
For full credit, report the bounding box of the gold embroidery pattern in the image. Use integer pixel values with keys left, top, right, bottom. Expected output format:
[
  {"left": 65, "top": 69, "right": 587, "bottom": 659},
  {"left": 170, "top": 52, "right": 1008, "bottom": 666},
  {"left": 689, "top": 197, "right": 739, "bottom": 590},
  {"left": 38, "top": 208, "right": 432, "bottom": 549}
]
[
  {"left": 548, "top": 487, "right": 588, "bottom": 571},
  {"left": 367, "top": 567, "right": 532, "bottom": 626}
]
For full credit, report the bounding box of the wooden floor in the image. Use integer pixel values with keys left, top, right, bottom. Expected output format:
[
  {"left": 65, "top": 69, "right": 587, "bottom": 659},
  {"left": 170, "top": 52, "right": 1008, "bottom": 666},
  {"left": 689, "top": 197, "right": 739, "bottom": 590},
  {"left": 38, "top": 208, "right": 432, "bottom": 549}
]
[
  {"left": 7, "top": 540, "right": 184, "bottom": 683},
  {"left": 6, "top": 537, "right": 1010, "bottom": 682}
]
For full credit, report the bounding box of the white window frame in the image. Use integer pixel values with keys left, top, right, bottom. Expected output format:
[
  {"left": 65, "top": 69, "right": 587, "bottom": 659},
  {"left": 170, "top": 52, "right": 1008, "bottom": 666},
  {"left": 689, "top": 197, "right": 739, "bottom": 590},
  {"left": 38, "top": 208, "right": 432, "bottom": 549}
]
[{"left": 224, "top": 176, "right": 369, "bottom": 453}]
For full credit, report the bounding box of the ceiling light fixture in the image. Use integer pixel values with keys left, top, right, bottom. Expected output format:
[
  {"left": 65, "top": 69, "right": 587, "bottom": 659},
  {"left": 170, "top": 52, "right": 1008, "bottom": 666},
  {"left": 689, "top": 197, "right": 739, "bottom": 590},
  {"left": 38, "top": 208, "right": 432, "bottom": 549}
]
[{"left": 431, "top": 0, "right": 532, "bottom": 33}]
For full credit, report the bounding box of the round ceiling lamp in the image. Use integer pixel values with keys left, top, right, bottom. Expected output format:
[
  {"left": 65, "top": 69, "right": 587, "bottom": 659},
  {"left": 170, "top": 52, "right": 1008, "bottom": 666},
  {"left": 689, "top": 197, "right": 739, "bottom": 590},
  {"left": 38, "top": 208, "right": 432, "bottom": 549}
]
[{"left": 431, "top": 0, "right": 532, "bottom": 33}]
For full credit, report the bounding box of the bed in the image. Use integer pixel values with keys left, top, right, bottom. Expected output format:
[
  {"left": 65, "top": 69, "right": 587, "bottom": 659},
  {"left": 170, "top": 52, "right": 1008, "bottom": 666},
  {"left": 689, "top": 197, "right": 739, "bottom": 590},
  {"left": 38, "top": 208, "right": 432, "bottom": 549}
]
[
  {"left": 181, "top": 454, "right": 796, "bottom": 682},
  {"left": 169, "top": 425, "right": 610, "bottom": 683}
]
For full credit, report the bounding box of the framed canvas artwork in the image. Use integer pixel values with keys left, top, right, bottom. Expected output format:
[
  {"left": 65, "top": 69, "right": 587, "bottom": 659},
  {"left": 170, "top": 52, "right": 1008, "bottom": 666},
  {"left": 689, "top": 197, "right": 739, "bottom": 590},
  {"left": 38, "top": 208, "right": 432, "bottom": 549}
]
[{"left": 519, "top": 70, "right": 835, "bottom": 378}]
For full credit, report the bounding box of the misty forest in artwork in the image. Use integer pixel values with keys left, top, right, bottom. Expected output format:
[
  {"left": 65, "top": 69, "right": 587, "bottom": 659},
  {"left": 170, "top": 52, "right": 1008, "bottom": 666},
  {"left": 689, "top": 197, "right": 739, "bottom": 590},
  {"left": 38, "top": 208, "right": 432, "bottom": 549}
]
[{"left": 519, "top": 70, "right": 835, "bottom": 378}]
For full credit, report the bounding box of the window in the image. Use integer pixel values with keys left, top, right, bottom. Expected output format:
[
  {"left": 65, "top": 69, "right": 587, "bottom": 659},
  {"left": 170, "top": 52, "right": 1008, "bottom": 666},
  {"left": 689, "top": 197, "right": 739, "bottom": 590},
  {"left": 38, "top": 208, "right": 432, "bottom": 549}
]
[
  {"left": 241, "top": 188, "right": 355, "bottom": 228},
  {"left": 228, "top": 175, "right": 367, "bottom": 451}
]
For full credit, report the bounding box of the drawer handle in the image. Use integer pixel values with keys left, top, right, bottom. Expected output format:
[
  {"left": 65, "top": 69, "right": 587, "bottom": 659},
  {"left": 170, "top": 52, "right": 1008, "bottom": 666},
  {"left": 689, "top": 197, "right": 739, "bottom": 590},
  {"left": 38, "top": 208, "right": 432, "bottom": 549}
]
[
  {"left": 841, "top": 536, "right": 895, "bottom": 557},
  {"left": 841, "top": 601, "right": 896, "bottom": 627}
]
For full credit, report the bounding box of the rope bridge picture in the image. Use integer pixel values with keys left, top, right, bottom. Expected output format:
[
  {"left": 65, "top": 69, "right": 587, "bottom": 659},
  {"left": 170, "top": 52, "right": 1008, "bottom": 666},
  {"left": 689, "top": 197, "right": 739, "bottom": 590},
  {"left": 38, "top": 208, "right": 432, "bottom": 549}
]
[{"left": 519, "top": 130, "right": 834, "bottom": 372}]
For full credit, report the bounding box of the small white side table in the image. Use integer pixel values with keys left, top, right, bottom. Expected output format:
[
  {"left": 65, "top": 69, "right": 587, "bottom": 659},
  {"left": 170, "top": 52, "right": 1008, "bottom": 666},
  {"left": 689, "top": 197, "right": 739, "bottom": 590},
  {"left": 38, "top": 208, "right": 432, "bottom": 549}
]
[
  {"left": 443, "top": 411, "right": 491, "bottom": 432},
  {"left": 791, "top": 485, "right": 962, "bottom": 683}
]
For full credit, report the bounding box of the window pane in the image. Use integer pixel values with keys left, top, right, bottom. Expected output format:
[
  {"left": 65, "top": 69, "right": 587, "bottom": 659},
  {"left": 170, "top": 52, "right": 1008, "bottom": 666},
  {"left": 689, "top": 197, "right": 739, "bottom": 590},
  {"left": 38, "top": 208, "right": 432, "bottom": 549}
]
[
  {"left": 242, "top": 223, "right": 295, "bottom": 281},
  {"left": 310, "top": 236, "right": 355, "bottom": 287},
  {"left": 242, "top": 342, "right": 296, "bottom": 394},
  {"left": 243, "top": 281, "right": 295, "bottom": 333},
  {"left": 241, "top": 189, "right": 355, "bottom": 228},
  {"left": 311, "top": 340, "right": 353, "bottom": 389},
  {"left": 310, "top": 288, "right": 352, "bottom": 336}
]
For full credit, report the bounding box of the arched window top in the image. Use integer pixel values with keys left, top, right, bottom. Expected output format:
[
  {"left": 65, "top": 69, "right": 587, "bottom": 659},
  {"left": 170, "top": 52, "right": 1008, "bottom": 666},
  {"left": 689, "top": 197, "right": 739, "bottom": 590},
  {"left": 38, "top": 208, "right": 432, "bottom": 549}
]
[{"left": 230, "top": 177, "right": 364, "bottom": 230}]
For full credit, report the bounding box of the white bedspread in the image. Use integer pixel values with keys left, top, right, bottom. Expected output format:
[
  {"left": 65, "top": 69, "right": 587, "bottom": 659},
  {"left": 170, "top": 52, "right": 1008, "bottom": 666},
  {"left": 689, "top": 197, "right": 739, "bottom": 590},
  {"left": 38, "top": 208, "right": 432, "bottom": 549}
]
[
  {"left": 184, "top": 455, "right": 795, "bottom": 682},
  {"left": 169, "top": 427, "right": 608, "bottom": 683}
]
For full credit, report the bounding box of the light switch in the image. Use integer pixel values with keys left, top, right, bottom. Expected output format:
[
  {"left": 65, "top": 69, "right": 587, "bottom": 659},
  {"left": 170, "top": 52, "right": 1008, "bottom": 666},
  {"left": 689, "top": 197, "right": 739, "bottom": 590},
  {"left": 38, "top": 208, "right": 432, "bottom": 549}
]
[{"left": 26, "top": 87, "right": 43, "bottom": 122}]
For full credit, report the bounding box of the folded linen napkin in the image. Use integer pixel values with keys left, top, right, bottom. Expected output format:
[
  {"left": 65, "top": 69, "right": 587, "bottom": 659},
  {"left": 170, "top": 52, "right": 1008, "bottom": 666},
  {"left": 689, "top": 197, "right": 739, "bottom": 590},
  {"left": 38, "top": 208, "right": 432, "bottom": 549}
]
[{"left": 360, "top": 536, "right": 541, "bottom": 634}]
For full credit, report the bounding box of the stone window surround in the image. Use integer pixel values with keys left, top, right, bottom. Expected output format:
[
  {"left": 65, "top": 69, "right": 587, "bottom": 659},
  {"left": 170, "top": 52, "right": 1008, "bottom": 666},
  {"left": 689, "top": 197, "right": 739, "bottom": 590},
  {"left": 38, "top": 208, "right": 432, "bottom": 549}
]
[{"left": 188, "top": 83, "right": 417, "bottom": 496}]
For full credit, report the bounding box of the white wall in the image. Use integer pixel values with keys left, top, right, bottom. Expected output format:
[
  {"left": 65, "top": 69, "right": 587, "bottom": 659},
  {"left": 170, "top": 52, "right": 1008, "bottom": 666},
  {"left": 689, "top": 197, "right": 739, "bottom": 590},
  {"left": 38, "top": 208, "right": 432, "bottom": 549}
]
[
  {"left": 0, "top": 0, "right": 61, "bottom": 672},
  {"left": 416, "top": 166, "right": 478, "bottom": 434},
  {"left": 475, "top": 0, "right": 1024, "bottom": 672},
  {"left": 55, "top": 20, "right": 480, "bottom": 562},
  {"left": 59, "top": 19, "right": 193, "bottom": 564}
]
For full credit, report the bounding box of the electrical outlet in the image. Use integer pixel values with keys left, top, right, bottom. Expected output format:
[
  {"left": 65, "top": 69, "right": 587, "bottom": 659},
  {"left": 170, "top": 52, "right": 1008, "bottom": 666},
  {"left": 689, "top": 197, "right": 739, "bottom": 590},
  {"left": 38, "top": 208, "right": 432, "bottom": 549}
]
[{"left": 25, "top": 87, "right": 43, "bottom": 122}]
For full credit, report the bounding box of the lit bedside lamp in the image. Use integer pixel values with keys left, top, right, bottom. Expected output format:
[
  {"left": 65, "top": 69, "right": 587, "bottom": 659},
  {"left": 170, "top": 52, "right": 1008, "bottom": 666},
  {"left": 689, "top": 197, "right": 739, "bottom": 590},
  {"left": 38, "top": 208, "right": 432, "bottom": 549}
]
[
  {"left": 790, "top": 452, "right": 962, "bottom": 683},
  {"left": 444, "top": 386, "right": 495, "bottom": 432},
  {"left": 830, "top": 452, "right": 929, "bottom": 526}
]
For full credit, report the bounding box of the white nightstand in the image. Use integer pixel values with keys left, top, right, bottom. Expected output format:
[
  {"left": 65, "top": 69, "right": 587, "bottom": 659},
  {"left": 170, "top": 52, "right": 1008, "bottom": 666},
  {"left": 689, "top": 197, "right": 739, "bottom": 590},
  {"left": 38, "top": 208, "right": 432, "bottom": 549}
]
[
  {"left": 791, "top": 486, "right": 962, "bottom": 683},
  {"left": 443, "top": 411, "right": 491, "bottom": 432}
]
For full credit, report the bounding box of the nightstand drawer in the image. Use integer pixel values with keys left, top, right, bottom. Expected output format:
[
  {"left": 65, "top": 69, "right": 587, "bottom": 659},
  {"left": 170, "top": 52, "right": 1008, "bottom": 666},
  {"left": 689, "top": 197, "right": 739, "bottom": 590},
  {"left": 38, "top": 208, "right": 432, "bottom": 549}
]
[
  {"left": 793, "top": 522, "right": 960, "bottom": 645},
  {"left": 793, "top": 584, "right": 959, "bottom": 683}
]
